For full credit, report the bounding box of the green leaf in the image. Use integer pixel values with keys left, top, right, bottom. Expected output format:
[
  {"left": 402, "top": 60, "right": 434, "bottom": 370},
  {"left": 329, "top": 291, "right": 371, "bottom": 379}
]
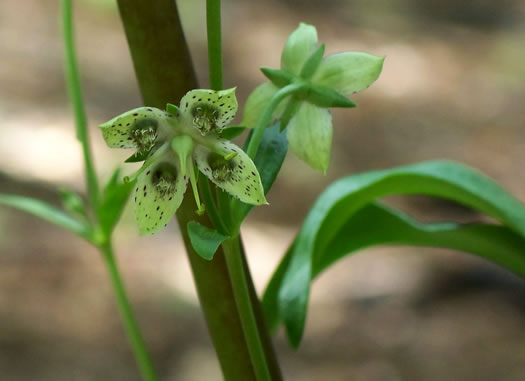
[
  {"left": 187, "top": 221, "right": 230, "bottom": 260},
  {"left": 236, "top": 123, "right": 288, "bottom": 222},
  {"left": 220, "top": 126, "right": 246, "bottom": 140},
  {"left": 260, "top": 68, "right": 295, "bottom": 88},
  {"left": 300, "top": 43, "right": 325, "bottom": 79},
  {"left": 97, "top": 168, "right": 136, "bottom": 236},
  {"left": 281, "top": 23, "right": 318, "bottom": 75},
  {"left": 59, "top": 188, "right": 87, "bottom": 218},
  {"left": 166, "top": 102, "right": 179, "bottom": 116},
  {"left": 0, "top": 194, "right": 92, "bottom": 239},
  {"left": 271, "top": 160, "right": 525, "bottom": 347},
  {"left": 312, "top": 52, "right": 384, "bottom": 95},
  {"left": 263, "top": 202, "right": 525, "bottom": 339}
]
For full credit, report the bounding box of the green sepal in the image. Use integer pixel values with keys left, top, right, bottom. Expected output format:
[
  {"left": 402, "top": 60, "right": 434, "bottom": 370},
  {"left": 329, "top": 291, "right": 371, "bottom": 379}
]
[
  {"left": 166, "top": 103, "right": 179, "bottom": 116},
  {"left": 220, "top": 126, "right": 246, "bottom": 140},
  {"left": 279, "top": 98, "right": 301, "bottom": 131},
  {"left": 302, "top": 84, "right": 356, "bottom": 108},
  {"left": 260, "top": 68, "right": 295, "bottom": 88},
  {"left": 59, "top": 188, "right": 87, "bottom": 218},
  {"left": 300, "top": 43, "right": 325, "bottom": 79},
  {"left": 124, "top": 146, "right": 155, "bottom": 163},
  {"left": 187, "top": 221, "right": 230, "bottom": 260}
]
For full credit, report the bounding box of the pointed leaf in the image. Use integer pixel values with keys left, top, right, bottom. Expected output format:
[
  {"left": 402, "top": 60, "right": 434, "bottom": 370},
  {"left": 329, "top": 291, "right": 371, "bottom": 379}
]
[
  {"left": 187, "top": 221, "right": 230, "bottom": 260},
  {"left": 263, "top": 202, "right": 525, "bottom": 339},
  {"left": 312, "top": 52, "right": 384, "bottom": 95},
  {"left": 281, "top": 23, "right": 318, "bottom": 75},
  {"left": 236, "top": 123, "right": 288, "bottom": 222},
  {"left": 287, "top": 102, "right": 333, "bottom": 173},
  {"left": 0, "top": 194, "right": 91, "bottom": 239},
  {"left": 220, "top": 126, "right": 246, "bottom": 140},
  {"left": 272, "top": 160, "right": 525, "bottom": 347},
  {"left": 97, "top": 168, "right": 136, "bottom": 235},
  {"left": 59, "top": 188, "right": 87, "bottom": 218}
]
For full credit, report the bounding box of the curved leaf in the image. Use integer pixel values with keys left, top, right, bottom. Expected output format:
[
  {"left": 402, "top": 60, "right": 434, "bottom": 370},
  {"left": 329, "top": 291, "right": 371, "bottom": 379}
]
[
  {"left": 0, "top": 194, "right": 92, "bottom": 239},
  {"left": 272, "top": 160, "right": 525, "bottom": 346},
  {"left": 263, "top": 202, "right": 525, "bottom": 336}
]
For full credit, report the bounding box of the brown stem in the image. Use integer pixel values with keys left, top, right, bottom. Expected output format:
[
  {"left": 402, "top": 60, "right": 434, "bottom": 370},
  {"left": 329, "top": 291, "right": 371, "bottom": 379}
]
[{"left": 116, "top": 1, "right": 281, "bottom": 379}]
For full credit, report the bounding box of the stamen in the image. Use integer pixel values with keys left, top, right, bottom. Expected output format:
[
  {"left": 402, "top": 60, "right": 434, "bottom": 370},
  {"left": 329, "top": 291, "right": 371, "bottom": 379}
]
[
  {"left": 152, "top": 163, "right": 178, "bottom": 198},
  {"left": 191, "top": 103, "right": 221, "bottom": 135},
  {"left": 131, "top": 118, "right": 158, "bottom": 153},
  {"left": 208, "top": 152, "right": 235, "bottom": 182}
]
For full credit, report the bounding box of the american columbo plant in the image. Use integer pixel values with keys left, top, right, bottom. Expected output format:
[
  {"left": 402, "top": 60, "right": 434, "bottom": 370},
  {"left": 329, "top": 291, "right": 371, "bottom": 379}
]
[{"left": 1, "top": 1, "right": 525, "bottom": 381}]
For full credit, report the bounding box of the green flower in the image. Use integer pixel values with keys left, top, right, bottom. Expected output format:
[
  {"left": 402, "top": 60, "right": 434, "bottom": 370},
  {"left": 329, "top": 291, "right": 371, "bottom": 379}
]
[
  {"left": 99, "top": 88, "right": 266, "bottom": 235},
  {"left": 242, "top": 23, "right": 384, "bottom": 173}
]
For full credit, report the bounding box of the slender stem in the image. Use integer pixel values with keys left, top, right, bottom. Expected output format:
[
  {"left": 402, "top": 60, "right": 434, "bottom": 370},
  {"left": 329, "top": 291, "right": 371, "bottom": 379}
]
[
  {"left": 223, "top": 238, "right": 272, "bottom": 381},
  {"left": 246, "top": 83, "right": 305, "bottom": 159},
  {"left": 61, "top": 0, "right": 99, "bottom": 213},
  {"left": 206, "top": 0, "right": 223, "bottom": 91},
  {"left": 100, "top": 242, "right": 159, "bottom": 381}
]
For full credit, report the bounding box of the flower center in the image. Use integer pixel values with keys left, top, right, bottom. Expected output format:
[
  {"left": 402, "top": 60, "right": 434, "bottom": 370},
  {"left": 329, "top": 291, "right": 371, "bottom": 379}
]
[
  {"left": 191, "top": 104, "right": 221, "bottom": 135},
  {"left": 152, "top": 163, "right": 178, "bottom": 197},
  {"left": 208, "top": 153, "right": 235, "bottom": 182},
  {"left": 132, "top": 118, "right": 158, "bottom": 153}
]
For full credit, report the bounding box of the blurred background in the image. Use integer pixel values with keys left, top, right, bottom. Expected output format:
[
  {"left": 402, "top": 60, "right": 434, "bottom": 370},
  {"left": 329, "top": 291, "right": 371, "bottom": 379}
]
[{"left": 1, "top": 0, "right": 525, "bottom": 379}]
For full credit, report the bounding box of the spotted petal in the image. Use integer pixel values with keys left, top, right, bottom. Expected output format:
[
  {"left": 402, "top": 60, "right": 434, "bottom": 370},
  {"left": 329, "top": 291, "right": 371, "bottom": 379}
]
[
  {"left": 179, "top": 88, "right": 238, "bottom": 135},
  {"left": 99, "top": 107, "right": 172, "bottom": 149},
  {"left": 193, "top": 141, "right": 267, "bottom": 205},
  {"left": 287, "top": 102, "right": 333, "bottom": 173},
  {"left": 134, "top": 154, "right": 188, "bottom": 235}
]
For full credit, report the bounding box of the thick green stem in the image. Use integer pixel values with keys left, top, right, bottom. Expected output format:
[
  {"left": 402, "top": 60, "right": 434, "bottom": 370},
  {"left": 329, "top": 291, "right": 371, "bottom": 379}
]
[
  {"left": 61, "top": 0, "right": 99, "bottom": 213},
  {"left": 223, "top": 238, "right": 272, "bottom": 381},
  {"left": 246, "top": 83, "right": 305, "bottom": 159},
  {"left": 100, "top": 242, "right": 158, "bottom": 381},
  {"left": 116, "top": 1, "right": 282, "bottom": 379}
]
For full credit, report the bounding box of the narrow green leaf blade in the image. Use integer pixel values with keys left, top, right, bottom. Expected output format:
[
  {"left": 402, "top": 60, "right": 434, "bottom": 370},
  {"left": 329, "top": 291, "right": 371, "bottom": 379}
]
[
  {"left": 220, "top": 125, "right": 246, "bottom": 140},
  {"left": 275, "top": 160, "right": 525, "bottom": 346},
  {"left": 236, "top": 123, "right": 288, "bottom": 222},
  {"left": 187, "top": 221, "right": 230, "bottom": 260},
  {"left": 264, "top": 202, "right": 525, "bottom": 345},
  {"left": 97, "top": 168, "right": 136, "bottom": 235},
  {"left": 0, "top": 194, "right": 91, "bottom": 239}
]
